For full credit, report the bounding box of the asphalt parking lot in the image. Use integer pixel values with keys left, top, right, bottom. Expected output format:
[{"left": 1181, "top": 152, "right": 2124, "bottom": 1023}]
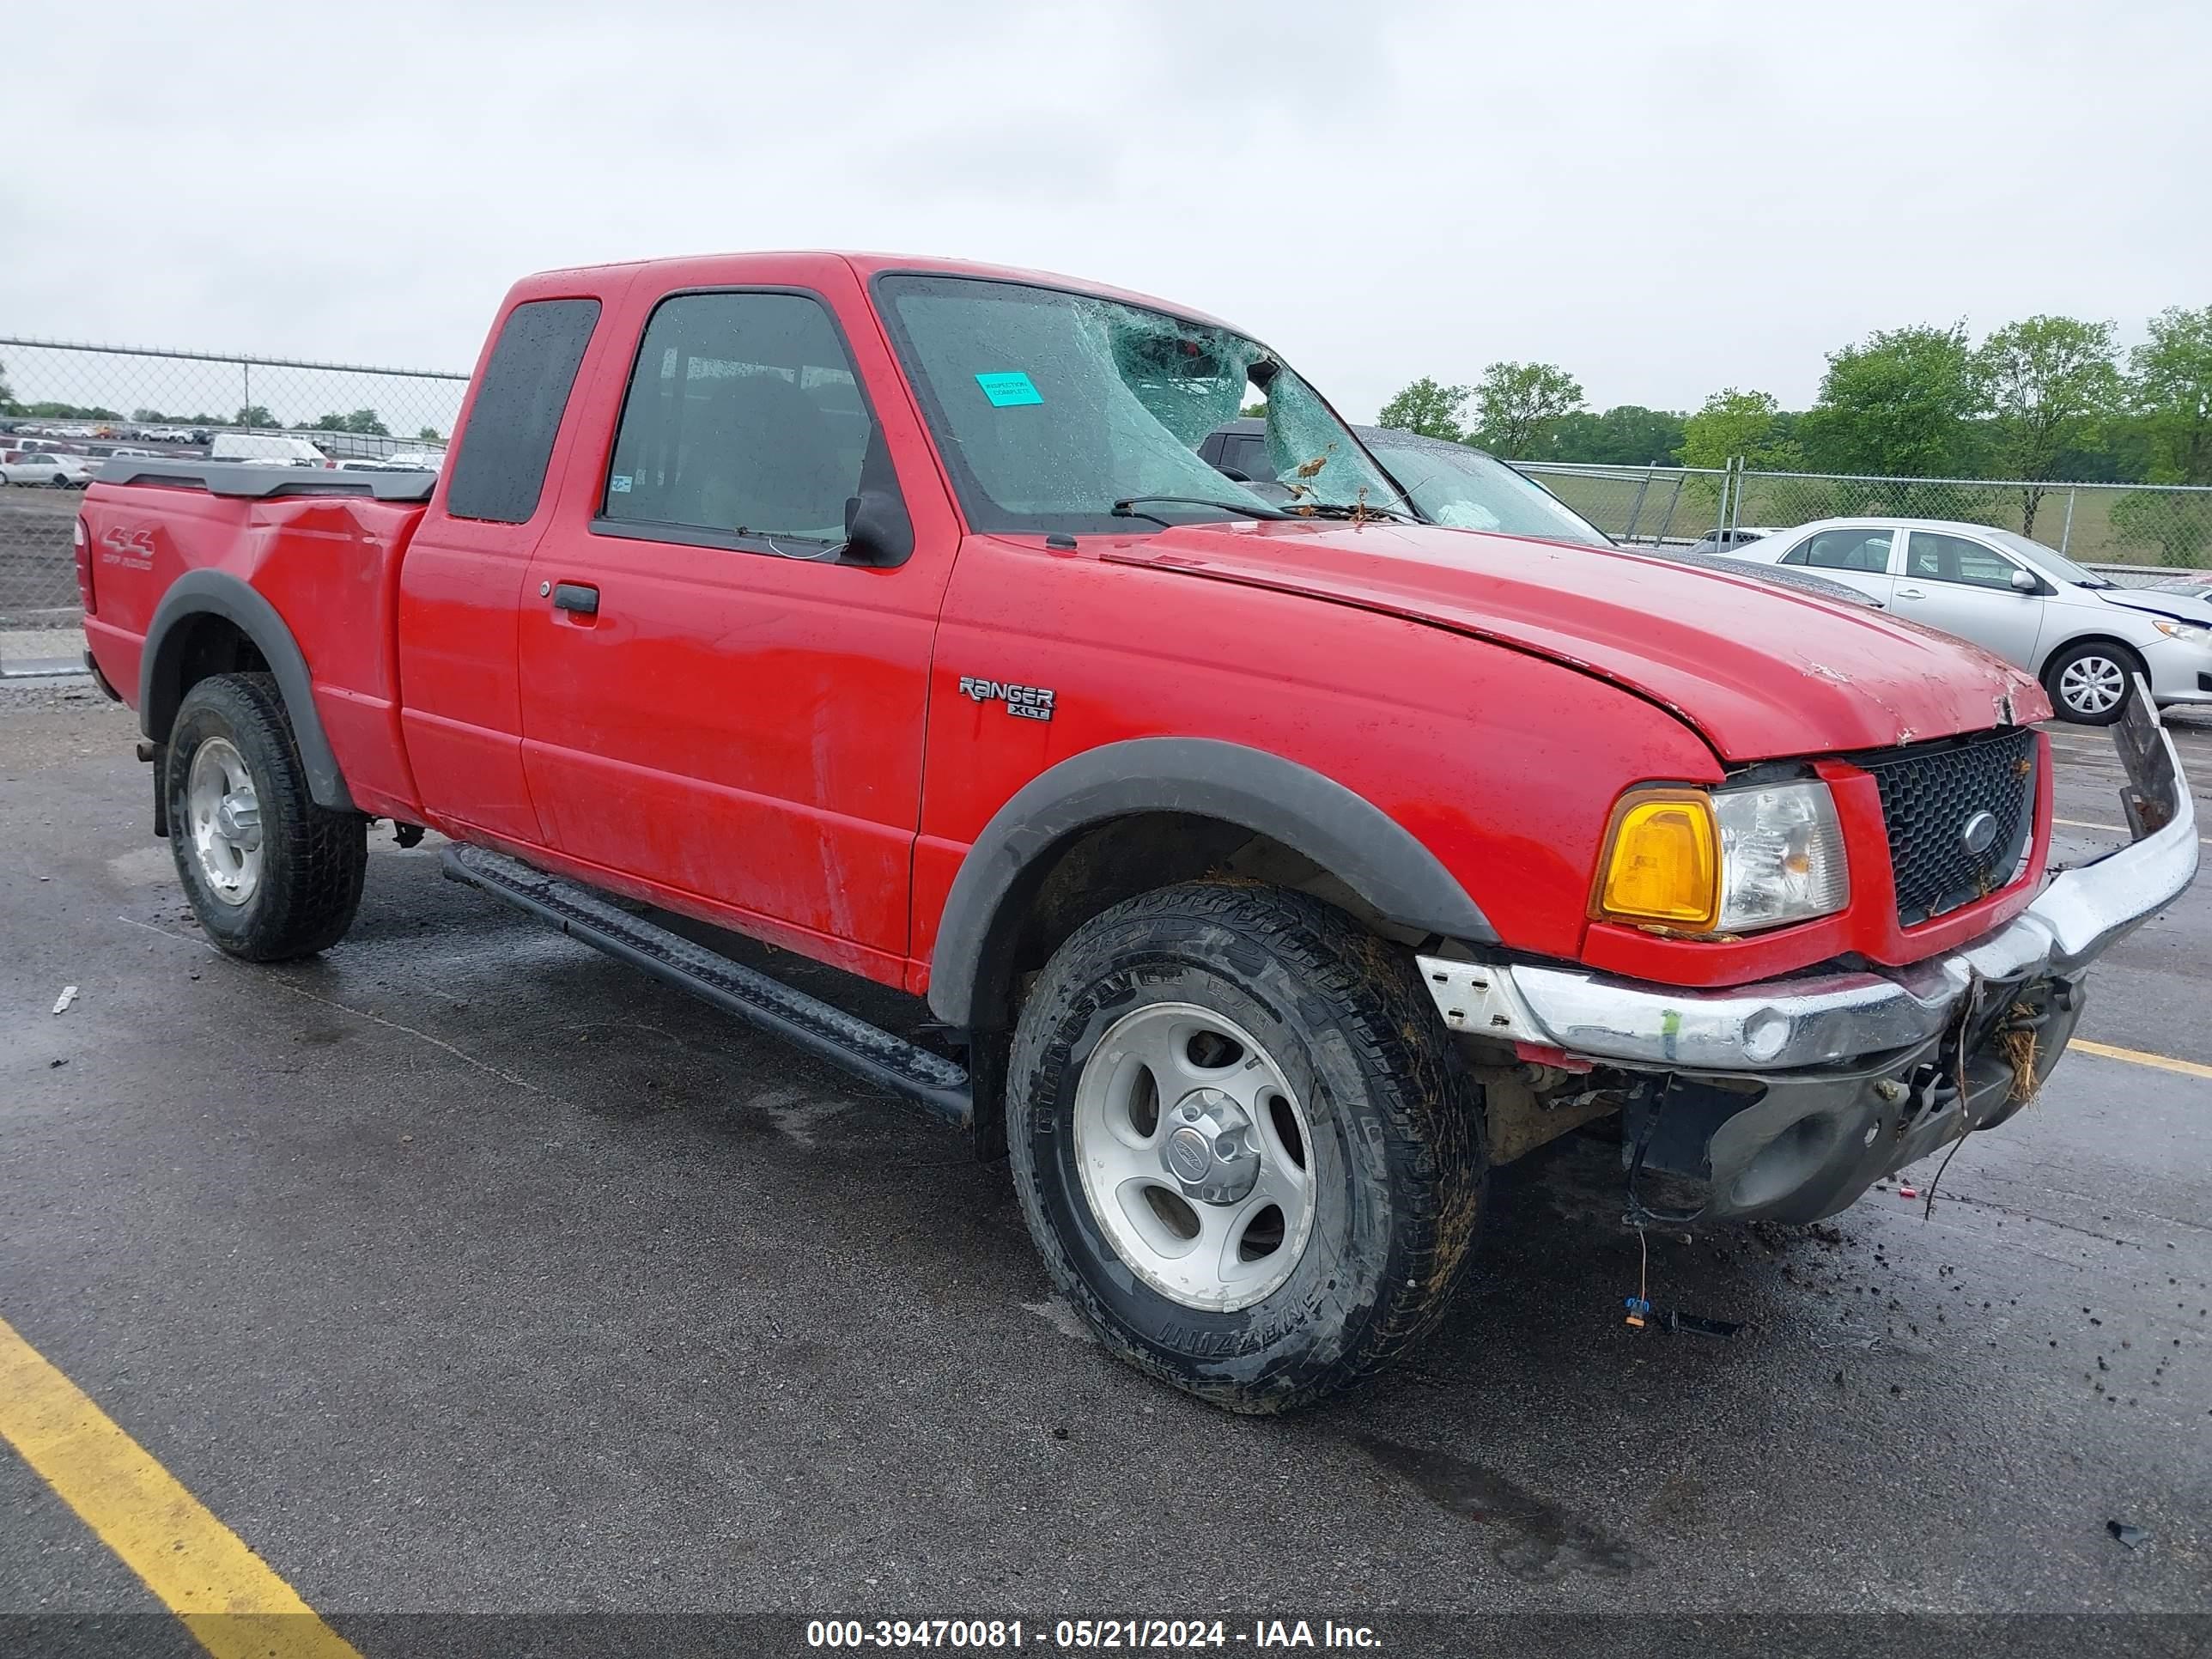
[{"left": 3, "top": 678, "right": 2209, "bottom": 1651}]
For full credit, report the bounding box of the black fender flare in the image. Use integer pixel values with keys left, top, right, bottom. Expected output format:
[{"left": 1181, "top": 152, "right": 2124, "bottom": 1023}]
[
  {"left": 926, "top": 737, "right": 1495, "bottom": 1030},
  {"left": 138, "top": 569, "right": 356, "bottom": 811}
]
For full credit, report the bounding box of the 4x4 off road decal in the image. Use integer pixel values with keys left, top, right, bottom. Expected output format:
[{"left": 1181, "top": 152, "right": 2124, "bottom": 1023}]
[{"left": 957, "top": 676, "right": 1055, "bottom": 722}]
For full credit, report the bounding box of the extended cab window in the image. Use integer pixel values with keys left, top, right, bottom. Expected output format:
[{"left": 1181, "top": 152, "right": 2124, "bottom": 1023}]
[
  {"left": 446, "top": 297, "right": 600, "bottom": 524},
  {"left": 600, "top": 292, "right": 871, "bottom": 550},
  {"left": 1782, "top": 529, "right": 1893, "bottom": 572}
]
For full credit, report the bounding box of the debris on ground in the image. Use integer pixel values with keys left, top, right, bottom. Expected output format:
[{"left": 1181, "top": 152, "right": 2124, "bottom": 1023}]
[
  {"left": 50, "top": 984, "right": 77, "bottom": 1015},
  {"left": 1621, "top": 1298, "right": 1741, "bottom": 1339},
  {"left": 2106, "top": 1520, "right": 2150, "bottom": 1549}
]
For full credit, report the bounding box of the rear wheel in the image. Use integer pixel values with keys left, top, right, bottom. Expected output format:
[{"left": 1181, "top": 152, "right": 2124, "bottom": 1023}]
[
  {"left": 1007, "top": 883, "right": 1486, "bottom": 1413},
  {"left": 166, "top": 672, "right": 367, "bottom": 959},
  {"left": 2042, "top": 640, "right": 2143, "bottom": 725}
]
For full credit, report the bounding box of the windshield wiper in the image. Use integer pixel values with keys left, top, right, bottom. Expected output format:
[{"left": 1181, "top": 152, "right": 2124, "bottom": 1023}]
[{"left": 1111, "top": 495, "right": 1295, "bottom": 524}]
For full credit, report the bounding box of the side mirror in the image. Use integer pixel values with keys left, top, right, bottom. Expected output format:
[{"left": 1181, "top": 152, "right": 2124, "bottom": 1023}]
[
  {"left": 842, "top": 486, "right": 914, "bottom": 567},
  {"left": 2009, "top": 568, "right": 2039, "bottom": 594}
]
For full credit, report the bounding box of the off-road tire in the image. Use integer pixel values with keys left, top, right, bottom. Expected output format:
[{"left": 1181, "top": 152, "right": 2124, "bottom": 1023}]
[
  {"left": 2041, "top": 639, "right": 2146, "bottom": 726},
  {"left": 166, "top": 672, "right": 367, "bottom": 959},
  {"left": 1007, "top": 882, "right": 1486, "bottom": 1413}
]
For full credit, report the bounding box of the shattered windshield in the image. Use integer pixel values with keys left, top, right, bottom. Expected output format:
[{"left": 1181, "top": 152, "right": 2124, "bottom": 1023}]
[
  {"left": 1364, "top": 435, "right": 1613, "bottom": 548},
  {"left": 876, "top": 273, "right": 1408, "bottom": 535}
]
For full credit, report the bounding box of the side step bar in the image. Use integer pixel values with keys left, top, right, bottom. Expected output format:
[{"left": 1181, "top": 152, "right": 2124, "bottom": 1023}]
[{"left": 443, "top": 844, "right": 972, "bottom": 1127}]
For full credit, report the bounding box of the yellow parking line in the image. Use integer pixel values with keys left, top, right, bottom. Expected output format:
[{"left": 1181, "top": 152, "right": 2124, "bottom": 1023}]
[
  {"left": 2051, "top": 815, "right": 2212, "bottom": 846},
  {"left": 0, "top": 1315, "right": 361, "bottom": 1659},
  {"left": 2069, "top": 1039, "right": 2212, "bottom": 1082}
]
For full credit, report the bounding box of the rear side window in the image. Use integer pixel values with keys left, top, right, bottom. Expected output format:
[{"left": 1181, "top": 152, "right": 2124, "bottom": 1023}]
[
  {"left": 599, "top": 291, "right": 872, "bottom": 549},
  {"left": 445, "top": 297, "right": 601, "bottom": 524},
  {"left": 1783, "top": 528, "right": 1893, "bottom": 572}
]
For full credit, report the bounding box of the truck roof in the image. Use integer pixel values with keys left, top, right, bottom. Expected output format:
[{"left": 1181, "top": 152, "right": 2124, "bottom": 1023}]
[{"left": 507, "top": 251, "right": 1243, "bottom": 336}]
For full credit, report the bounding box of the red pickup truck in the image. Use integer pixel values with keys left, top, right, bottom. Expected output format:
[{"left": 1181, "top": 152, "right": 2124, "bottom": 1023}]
[{"left": 76, "top": 252, "right": 2197, "bottom": 1412}]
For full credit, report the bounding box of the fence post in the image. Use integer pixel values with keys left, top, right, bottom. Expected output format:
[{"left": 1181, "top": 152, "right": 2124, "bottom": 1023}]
[
  {"left": 1624, "top": 471, "right": 1652, "bottom": 543},
  {"left": 2059, "top": 488, "right": 2076, "bottom": 556}
]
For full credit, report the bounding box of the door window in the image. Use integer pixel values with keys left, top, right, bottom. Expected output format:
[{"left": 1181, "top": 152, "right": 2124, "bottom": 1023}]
[
  {"left": 1905, "top": 532, "right": 2021, "bottom": 590},
  {"left": 446, "top": 297, "right": 601, "bottom": 525},
  {"left": 600, "top": 291, "right": 873, "bottom": 551},
  {"left": 1781, "top": 528, "right": 1894, "bottom": 572}
]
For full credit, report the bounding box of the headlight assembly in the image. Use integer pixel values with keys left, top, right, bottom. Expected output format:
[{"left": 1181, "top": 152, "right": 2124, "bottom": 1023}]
[{"left": 1596, "top": 780, "right": 1850, "bottom": 935}]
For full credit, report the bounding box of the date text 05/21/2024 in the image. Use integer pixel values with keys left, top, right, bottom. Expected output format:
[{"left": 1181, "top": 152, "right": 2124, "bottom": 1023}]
[{"left": 805, "top": 1619, "right": 1382, "bottom": 1650}]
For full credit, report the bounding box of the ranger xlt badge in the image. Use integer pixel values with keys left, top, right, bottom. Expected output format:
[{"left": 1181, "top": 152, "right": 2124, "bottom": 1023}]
[{"left": 958, "top": 676, "right": 1055, "bottom": 722}]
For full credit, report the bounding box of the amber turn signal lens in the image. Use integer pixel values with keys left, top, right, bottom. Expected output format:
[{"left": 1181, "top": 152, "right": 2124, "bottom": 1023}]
[{"left": 1595, "top": 790, "right": 1720, "bottom": 931}]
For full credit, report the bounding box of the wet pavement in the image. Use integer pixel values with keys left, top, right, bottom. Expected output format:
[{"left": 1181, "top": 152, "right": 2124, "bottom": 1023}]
[{"left": 2, "top": 678, "right": 2208, "bottom": 1636}]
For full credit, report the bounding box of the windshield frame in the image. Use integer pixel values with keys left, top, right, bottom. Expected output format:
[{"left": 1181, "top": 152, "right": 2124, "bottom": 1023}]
[{"left": 868, "top": 269, "right": 1413, "bottom": 537}]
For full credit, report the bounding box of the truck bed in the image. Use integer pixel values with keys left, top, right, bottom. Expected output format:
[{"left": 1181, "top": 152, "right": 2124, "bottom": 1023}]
[{"left": 82, "top": 462, "right": 434, "bottom": 823}]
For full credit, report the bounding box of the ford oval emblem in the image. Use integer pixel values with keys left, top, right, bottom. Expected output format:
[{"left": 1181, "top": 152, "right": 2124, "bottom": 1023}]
[{"left": 1960, "top": 810, "right": 1999, "bottom": 857}]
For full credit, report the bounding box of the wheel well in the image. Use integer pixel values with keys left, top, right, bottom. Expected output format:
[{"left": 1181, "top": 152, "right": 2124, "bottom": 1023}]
[
  {"left": 977, "top": 811, "right": 1403, "bottom": 1033},
  {"left": 149, "top": 615, "right": 270, "bottom": 739}
]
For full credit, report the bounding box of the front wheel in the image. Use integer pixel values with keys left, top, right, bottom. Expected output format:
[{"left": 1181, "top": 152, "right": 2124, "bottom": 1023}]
[
  {"left": 2042, "top": 640, "right": 2144, "bottom": 725},
  {"left": 1007, "top": 883, "right": 1486, "bottom": 1413}
]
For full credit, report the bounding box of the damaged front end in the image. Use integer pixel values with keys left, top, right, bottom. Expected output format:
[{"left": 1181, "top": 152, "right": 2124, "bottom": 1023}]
[{"left": 1421, "top": 689, "right": 2197, "bottom": 1227}]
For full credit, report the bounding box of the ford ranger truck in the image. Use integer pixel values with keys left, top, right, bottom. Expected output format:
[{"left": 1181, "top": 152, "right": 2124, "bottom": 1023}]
[{"left": 76, "top": 253, "right": 2199, "bottom": 1413}]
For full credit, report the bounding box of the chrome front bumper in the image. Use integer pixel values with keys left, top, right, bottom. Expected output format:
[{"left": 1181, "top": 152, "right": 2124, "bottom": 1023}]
[{"left": 1420, "top": 692, "right": 2198, "bottom": 1075}]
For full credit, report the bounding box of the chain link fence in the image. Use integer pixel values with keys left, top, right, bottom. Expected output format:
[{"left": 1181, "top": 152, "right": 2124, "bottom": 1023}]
[
  {"left": 1520, "top": 459, "right": 2212, "bottom": 583},
  {"left": 1510, "top": 462, "right": 1734, "bottom": 549},
  {"left": 2, "top": 338, "right": 467, "bottom": 676}
]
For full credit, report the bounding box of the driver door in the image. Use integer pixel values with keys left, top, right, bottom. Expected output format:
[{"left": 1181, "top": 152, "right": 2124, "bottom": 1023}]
[{"left": 1891, "top": 530, "right": 2046, "bottom": 668}]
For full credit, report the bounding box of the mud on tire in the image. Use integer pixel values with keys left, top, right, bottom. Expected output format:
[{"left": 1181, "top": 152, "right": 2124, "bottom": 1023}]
[
  {"left": 1007, "top": 882, "right": 1486, "bottom": 1413},
  {"left": 166, "top": 672, "right": 367, "bottom": 961}
]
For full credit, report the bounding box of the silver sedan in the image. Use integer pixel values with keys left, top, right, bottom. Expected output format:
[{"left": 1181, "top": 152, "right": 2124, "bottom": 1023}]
[{"left": 1733, "top": 516, "right": 2212, "bottom": 724}]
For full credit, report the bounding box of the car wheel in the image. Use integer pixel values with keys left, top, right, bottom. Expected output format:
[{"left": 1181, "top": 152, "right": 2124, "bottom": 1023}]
[
  {"left": 2042, "top": 640, "right": 2143, "bottom": 726},
  {"left": 1007, "top": 882, "right": 1486, "bottom": 1413},
  {"left": 167, "top": 672, "right": 368, "bottom": 960}
]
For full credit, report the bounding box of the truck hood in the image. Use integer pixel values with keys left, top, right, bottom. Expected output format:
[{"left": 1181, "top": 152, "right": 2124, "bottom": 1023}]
[{"left": 1101, "top": 521, "right": 2044, "bottom": 762}]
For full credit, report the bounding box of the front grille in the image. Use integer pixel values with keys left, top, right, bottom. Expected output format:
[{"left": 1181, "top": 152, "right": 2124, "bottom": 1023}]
[{"left": 1858, "top": 727, "right": 2038, "bottom": 927}]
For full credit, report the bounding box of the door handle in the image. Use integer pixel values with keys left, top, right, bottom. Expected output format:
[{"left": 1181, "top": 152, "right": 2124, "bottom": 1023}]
[
  {"left": 550, "top": 582, "right": 599, "bottom": 616},
  {"left": 1894, "top": 586, "right": 1926, "bottom": 599}
]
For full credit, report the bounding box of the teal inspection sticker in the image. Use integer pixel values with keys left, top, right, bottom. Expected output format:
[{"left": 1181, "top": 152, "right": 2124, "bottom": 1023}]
[{"left": 975, "top": 370, "right": 1042, "bottom": 407}]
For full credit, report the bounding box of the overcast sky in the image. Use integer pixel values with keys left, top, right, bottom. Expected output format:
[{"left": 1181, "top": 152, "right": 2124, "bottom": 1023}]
[{"left": 3, "top": 1, "right": 2207, "bottom": 421}]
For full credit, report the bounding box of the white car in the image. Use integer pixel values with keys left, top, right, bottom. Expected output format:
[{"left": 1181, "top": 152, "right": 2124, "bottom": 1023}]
[
  {"left": 1737, "top": 516, "right": 2212, "bottom": 724},
  {"left": 0, "top": 451, "right": 94, "bottom": 488}
]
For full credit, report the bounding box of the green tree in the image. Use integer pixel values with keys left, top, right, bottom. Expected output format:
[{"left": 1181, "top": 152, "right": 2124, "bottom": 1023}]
[
  {"left": 0, "top": 357, "right": 16, "bottom": 413},
  {"left": 1677, "top": 388, "right": 1802, "bottom": 471},
  {"left": 1532, "top": 404, "right": 1687, "bottom": 466},
  {"left": 2130, "top": 305, "right": 2212, "bottom": 484},
  {"left": 1973, "top": 315, "right": 2123, "bottom": 535},
  {"left": 1375, "top": 376, "right": 1469, "bottom": 441},
  {"left": 1469, "top": 362, "right": 1583, "bottom": 459},
  {"left": 235, "top": 404, "right": 276, "bottom": 428},
  {"left": 1796, "top": 324, "right": 1981, "bottom": 477},
  {"left": 311, "top": 409, "right": 390, "bottom": 436},
  {"left": 416, "top": 426, "right": 444, "bottom": 443}
]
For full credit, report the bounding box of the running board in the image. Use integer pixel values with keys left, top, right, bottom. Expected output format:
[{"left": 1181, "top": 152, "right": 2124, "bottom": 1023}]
[{"left": 442, "top": 844, "right": 972, "bottom": 1127}]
